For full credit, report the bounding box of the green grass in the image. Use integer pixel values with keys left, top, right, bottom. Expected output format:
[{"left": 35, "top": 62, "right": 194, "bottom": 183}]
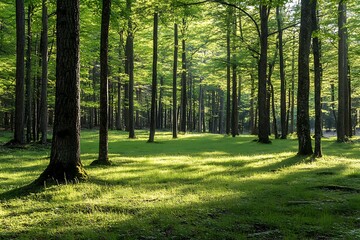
[{"left": 0, "top": 130, "right": 360, "bottom": 239}]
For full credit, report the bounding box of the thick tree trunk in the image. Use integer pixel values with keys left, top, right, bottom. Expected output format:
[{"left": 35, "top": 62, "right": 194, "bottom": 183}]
[
  {"left": 13, "top": 0, "right": 26, "bottom": 145},
  {"left": 258, "top": 5, "right": 270, "bottom": 143},
  {"left": 148, "top": 11, "right": 158, "bottom": 143},
  {"left": 25, "top": 4, "right": 33, "bottom": 143},
  {"left": 36, "top": 0, "right": 87, "bottom": 183},
  {"left": 93, "top": 0, "right": 111, "bottom": 165},
  {"left": 312, "top": 1, "right": 322, "bottom": 158},
  {"left": 172, "top": 23, "right": 178, "bottom": 138},
  {"left": 276, "top": 6, "right": 287, "bottom": 139},
  {"left": 297, "top": 0, "right": 313, "bottom": 155},
  {"left": 40, "top": 0, "right": 48, "bottom": 144}
]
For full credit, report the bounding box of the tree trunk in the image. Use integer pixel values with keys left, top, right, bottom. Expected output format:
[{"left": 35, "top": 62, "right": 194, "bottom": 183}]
[
  {"left": 36, "top": 0, "right": 87, "bottom": 183},
  {"left": 219, "top": 90, "right": 224, "bottom": 134},
  {"left": 226, "top": 7, "right": 231, "bottom": 135},
  {"left": 126, "top": 0, "right": 135, "bottom": 139},
  {"left": 297, "top": 0, "right": 313, "bottom": 155},
  {"left": 312, "top": 1, "right": 322, "bottom": 158},
  {"left": 337, "top": 0, "right": 349, "bottom": 142},
  {"left": 93, "top": 0, "right": 111, "bottom": 165},
  {"left": 250, "top": 71, "right": 256, "bottom": 134},
  {"left": 276, "top": 6, "right": 287, "bottom": 139},
  {"left": 116, "top": 30, "right": 124, "bottom": 131},
  {"left": 180, "top": 18, "right": 187, "bottom": 133},
  {"left": 290, "top": 32, "right": 296, "bottom": 134},
  {"left": 172, "top": 23, "right": 178, "bottom": 138},
  {"left": 25, "top": 4, "right": 33, "bottom": 143},
  {"left": 40, "top": 0, "right": 48, "bottom": 144},
  {"left": 258, "top": 4, "right": 270, "bottom": 143},
  {"left": 148, "top": 11, "right": 158, "bottom": 143},
  {"left": 13, "top": 0, "right": 26, "bottom": 145}
]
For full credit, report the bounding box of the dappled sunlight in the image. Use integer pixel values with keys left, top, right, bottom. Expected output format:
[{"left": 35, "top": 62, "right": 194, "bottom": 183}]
[{"left": 1, "top": 130, "right": 359, "bottom": 239}]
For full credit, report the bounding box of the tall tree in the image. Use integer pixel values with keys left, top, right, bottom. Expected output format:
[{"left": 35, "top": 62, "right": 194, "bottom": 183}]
[
  {"left": 297, "top": 0, "right": 313, "bottom": 155},
  {"left": 226, "top": 6, "right": 231, "bottom": 135},
  {"left": 36, "top": 0, "right": 87, "bottom": 183},
  {"left": 337, "top": 0, "right": 349, "bottom": 142},
  {"left": 93, "top": 0, "right": 111, "bottom": 165},
  {"left": 257, "top": 4, "right": 270, "bottom": 143},
  {"left": 40, "top": 0, "right": 48, "bottom": 144},
  {"left": 276, "top": 6, "right": 287, "bottom": 139},
  {"left": 148, "top": 10, "right": 158, "bottom": 143},
  {"left": 231, "top": 15, "right": 238, "bottom": 137},
  {"left": 180, "top": 18, "right": 187, "bottom": 133},
  {"left": 25, "top": 3, "right": 33, "bottom": 143},
  {"left": 172, "top": 22, "right": 178, "bottom": 138},
  {"left": 126, "top": 0, "right": 136, "bottom": 139},
  {"left": 312, "top": 0, "right": 322, "bottom": 158},
  {"left": 12, "top": 0, "right": 26, "bottom": 145}
]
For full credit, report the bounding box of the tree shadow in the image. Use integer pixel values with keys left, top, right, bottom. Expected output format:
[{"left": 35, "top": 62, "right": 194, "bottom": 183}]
[{"left": 0, "top": 182, "right": 44, "bottom": 201}]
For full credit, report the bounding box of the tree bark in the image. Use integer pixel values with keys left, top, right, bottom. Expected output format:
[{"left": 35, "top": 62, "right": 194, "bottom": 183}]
[
  {"left": 13, "top": 0, "right": 26, "bottom": 145},
  {"left": 226, "top": 7, "right": 231, "bottom": 135},
  {"left": 257, "top": 4, "right": 270, "bottom": 143},
  {"left": 276, "top": 6, "right": 287, "bottom": 139},
  {"left": 337, "top": 0, "right": 349, "bottom": 142},
  {"left": 25, "top": 4, "right": 33, "bottom": 143},
  {"left": 312, "top": 1, "right": 322, "bottom": 158},
  {"left": 290, "top": 32, "right": 296, "bottom": 134},
  {"left": 126, "top": 0, "right": 135, "bottom": 139},
  {"left": 93, "top": 0, "right": 111, "bottom": 165},
  {"left": 40, "top": 0, "right": 48, "bottom": 144},
  {"left": 36, "top": 0, "right": 87, "bottom": 183},
  {"left": 172, "top": 23, "right": 178, "bottom": 138},
  {"left": 148, "top": 11, "right": 158, "bottom": 143},
  {"left": 180, "top": 18, "right": 187, "bottom": 133},
  {"left": 297, "top": 0, "right": 313, "bottom": 155}
]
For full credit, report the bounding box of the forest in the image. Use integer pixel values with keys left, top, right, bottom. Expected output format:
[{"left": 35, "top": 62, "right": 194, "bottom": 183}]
[{"left": 0, "top": 0, "right": 360, "bottom": 239}]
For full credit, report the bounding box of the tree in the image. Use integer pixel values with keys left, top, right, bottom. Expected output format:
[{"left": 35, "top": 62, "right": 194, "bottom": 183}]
[
  {"left": 297, "top": 0, "right": 313, "bottom": 155},
  {"left": 172, "top": 22, "right": 178, "bottom": 139},
  {"left": 25, "top": 4, "right": 33, "bottom": 143},
  {"left": 312, "top": 0, "right": 322, "bottom": 158},
  {"left": 93, "top": 0, "right": 112, "bottom": 165},
  {"left": 276, "top": 6, "right": 287, "bottom": 139},
  {"left": 40, "top": 0, "right": 48, "bottom": 144},
  {"left": 12, "top": 0, "right": 26, "bottom": 145},
  {"left": 126, "top": 0, "right": 136, "bottom": 139},
  {"left": 337, "top": 0, "right": 349, "bottom": 142},
  {"left": 148, "top": 10, "right": 158, "bottom": 143},
  {"left": 36, "top": 0, "right": 87, "bottom": 183},
  {"left": 231, "top": 15, "right": 238, "bottom": 138},
  {"left": 258, "top": 4, "right": 270, "bottom": 143},
  {"left": 180, "top": 18, "right": 187, "bottom": 133},
  {"left": 226, "top": 6, "right": 231, "bottom": 136}
]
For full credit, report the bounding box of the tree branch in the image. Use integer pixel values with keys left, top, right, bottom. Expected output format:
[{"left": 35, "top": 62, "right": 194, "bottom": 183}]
[
  {"left": 176, "top": 0, "right": 260, "bottom": 39},
  {"left": 268, "top": 22, "right": 299, "bottom": 36}
]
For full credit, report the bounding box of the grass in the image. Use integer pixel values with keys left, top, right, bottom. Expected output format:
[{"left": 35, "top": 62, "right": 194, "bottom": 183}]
[{"left": 0, "top": 130, "right": 360, "bottom": 239}]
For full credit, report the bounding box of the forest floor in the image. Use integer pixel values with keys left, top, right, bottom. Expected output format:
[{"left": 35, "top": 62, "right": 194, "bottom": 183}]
[{"left": 0, "top": 130, "right": 359, "bottom": 239}]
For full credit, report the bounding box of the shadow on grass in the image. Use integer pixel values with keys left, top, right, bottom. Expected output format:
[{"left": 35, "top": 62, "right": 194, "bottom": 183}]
[{"left": 0, "top": 182, "right": 44, "bottom": 201}]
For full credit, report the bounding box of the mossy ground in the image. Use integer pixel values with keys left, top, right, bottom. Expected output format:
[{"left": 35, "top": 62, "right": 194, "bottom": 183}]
[{"left": 0, "top": 130, "right": 359, "bottom": 239}]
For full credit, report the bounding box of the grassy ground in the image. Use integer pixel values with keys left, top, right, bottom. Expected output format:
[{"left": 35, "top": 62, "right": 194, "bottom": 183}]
[{"left": 0, "top": 130, "right": 359, "bottom": 239}]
